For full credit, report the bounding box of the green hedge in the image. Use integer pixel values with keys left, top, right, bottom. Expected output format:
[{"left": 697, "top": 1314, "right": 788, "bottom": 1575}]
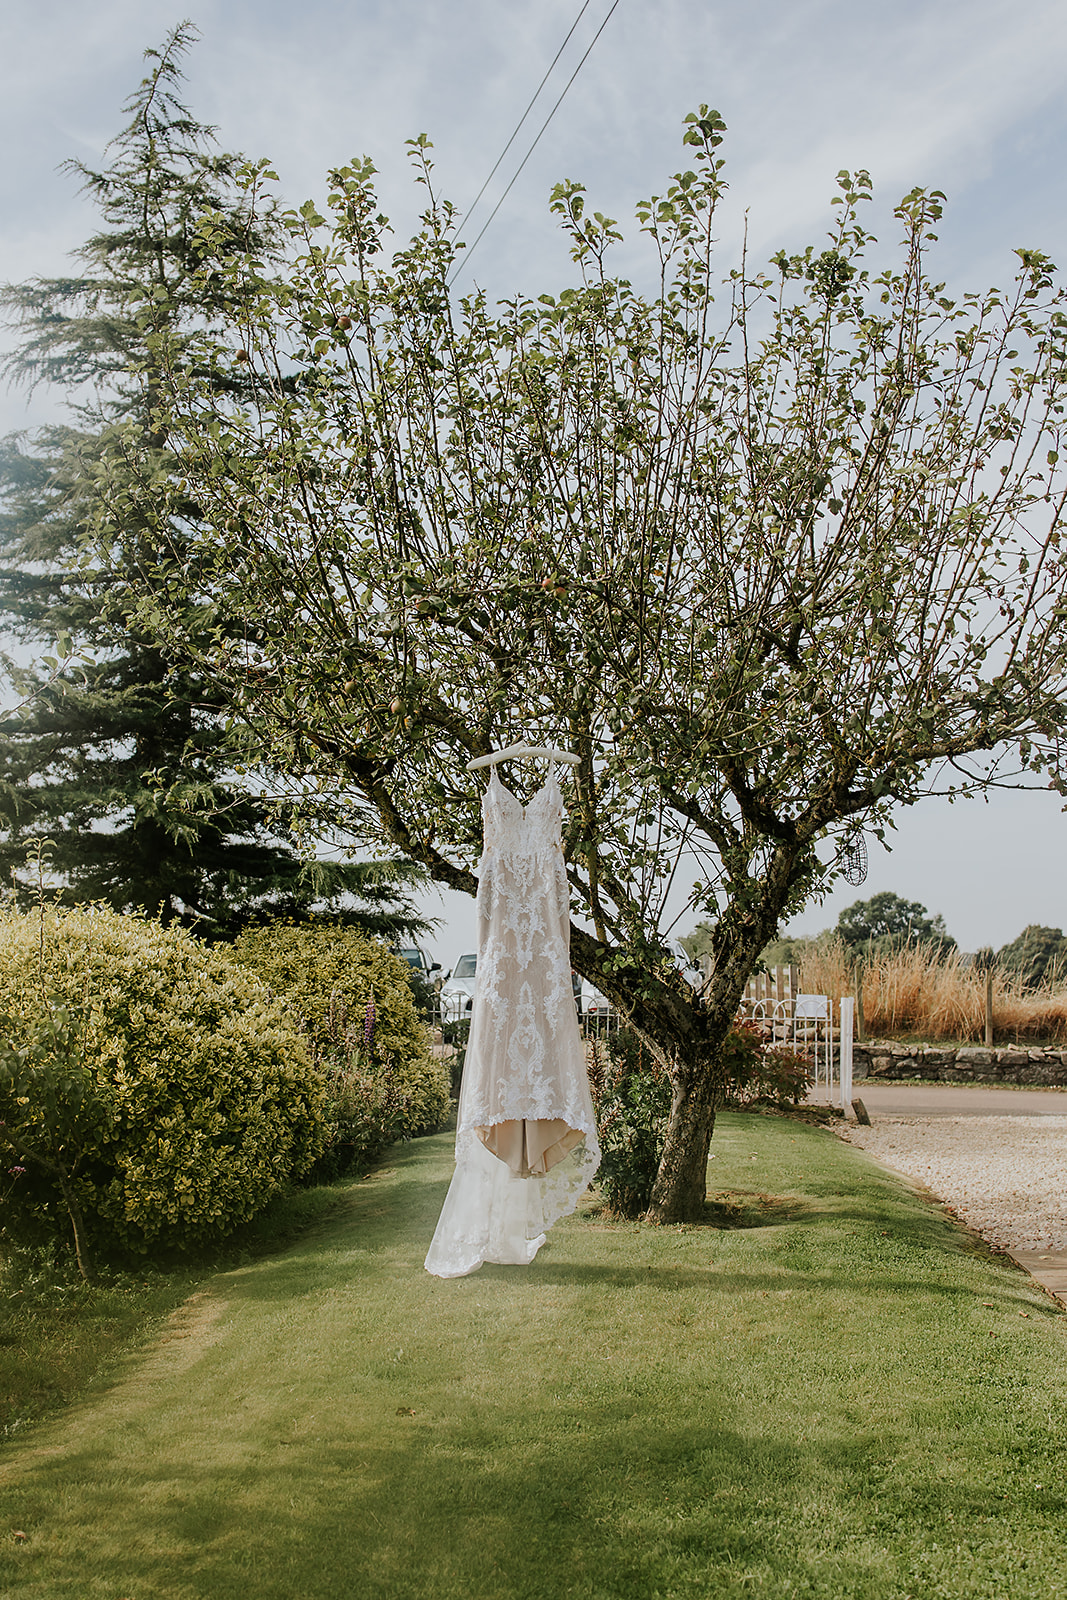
[
  {"left": 0, "top": 907, "right": 325, "bottom": 1266},
  {"left": 230, "top": 923, "right": 450, "bottom": 1173}
]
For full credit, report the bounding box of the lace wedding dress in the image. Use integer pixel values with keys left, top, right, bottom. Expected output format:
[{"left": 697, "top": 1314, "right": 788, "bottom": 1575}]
[{"left": 424, "top": 770, "right": 600, "bottom": 1278}]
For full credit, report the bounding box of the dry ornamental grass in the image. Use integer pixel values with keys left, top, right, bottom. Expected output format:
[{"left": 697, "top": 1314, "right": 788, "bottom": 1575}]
[{"left": 798, "top": 940, "right": 1067, "bottom": 1043}]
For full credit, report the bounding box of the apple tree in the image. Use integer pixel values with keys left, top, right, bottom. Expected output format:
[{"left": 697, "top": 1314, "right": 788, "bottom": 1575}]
[{"left": 93, "top": 114, "right": 1067, "bottom": 1219}]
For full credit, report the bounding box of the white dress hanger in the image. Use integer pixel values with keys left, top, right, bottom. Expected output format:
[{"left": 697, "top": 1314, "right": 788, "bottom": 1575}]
[{"left": 467, "top": 743, "right": 580, "bottom": 772}]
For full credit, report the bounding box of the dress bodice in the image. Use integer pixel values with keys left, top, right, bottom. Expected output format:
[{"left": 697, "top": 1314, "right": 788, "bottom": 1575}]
[{"left": 481, "top": 771, "right": 563, "bottom": 859}]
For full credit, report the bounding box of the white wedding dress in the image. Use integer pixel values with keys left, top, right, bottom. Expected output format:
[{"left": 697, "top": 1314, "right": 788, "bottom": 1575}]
[{"left": 424, "top": 770, "right": 600, "bottom": 1278}]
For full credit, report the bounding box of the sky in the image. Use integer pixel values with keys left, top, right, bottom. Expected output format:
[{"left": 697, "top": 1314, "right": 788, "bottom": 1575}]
[{"left": 1, "top": 0, "right": 1065, "bottom": 971}]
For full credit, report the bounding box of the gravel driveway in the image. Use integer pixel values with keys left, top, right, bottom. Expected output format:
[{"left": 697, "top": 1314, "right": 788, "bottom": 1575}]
[{"left": 839, "top": 1113, "right": 1067, "bottom": 1254}]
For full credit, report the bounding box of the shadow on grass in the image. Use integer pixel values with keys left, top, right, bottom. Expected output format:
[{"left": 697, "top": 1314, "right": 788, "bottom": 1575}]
[
  {"left": 3, "top": 1400, "right": 1054, "bottom": 1600},
  {"left": 200, "top": 1160, "right": 1039, "bottom": 1316},
  {"left": 208, "top": 1246, "right": 1040, "bottom": 1316},
  {"left": 480, "top": 1258, "right": 1049, "bottom": 1311}
]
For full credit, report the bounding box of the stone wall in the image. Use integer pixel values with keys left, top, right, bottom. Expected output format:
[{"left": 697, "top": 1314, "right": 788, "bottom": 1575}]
[{"left": 854, "top": 1042, "right": 1067, "bottom": 1086}]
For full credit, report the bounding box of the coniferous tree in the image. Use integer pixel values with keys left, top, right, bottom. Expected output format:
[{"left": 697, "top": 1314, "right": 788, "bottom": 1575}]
[{"left": 0, "top": 25, "right": 429, "bottom": 942}]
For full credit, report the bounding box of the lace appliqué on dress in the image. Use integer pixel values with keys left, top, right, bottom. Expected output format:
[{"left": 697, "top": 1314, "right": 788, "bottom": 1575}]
[{"left": 424, "top": 772, "right": 601, "bottom": 1278}]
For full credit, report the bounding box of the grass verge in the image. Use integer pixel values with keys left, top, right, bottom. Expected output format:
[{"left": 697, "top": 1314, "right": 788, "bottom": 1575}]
[
  {"left": 0, "top": 1180, "right": 355, "bottom": 1446},
  {"left": 1, "top": 1113, "right": 1066, "bottom": 1599}
]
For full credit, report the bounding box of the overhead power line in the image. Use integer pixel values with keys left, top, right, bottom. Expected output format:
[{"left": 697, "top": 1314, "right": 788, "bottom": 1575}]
[
  {"left": 448, "top": 0, "right": 623, "bottom": 287},
  {"left": 459, "top": 0, "right": 594, "bottom": 248}
]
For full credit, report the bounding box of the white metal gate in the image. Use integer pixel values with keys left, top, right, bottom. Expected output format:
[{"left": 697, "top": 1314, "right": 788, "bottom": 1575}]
[{"left": 742, "top": 988, "right": 855, "bottom": 1115}]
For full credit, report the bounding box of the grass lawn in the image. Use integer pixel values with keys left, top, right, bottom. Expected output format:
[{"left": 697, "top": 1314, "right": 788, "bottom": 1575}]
[
  {"left": 0, "top": 1185, "right": 353, "bottom": 1444},
  {"left": 0, "top": 1261, "right": 201, "bottom": 1446},
  {"left": 1, "top": 1113, "right": 1065, "bottom": 1599}
]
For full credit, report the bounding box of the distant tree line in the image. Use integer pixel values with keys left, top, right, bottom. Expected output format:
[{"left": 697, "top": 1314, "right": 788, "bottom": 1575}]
[{"left": 994, "top": 924, "right": 1067, "bottom": 990}]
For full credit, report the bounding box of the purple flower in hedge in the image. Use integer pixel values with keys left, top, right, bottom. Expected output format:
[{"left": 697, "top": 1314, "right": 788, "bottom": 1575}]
[{"left": 363, "top": 1002, "right": 376, "bottom": 1051}]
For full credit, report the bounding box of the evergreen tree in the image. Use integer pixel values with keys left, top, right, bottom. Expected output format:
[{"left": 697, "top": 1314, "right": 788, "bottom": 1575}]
[{"left": 0, "top": 25, "right": 428, "bottom": 941}]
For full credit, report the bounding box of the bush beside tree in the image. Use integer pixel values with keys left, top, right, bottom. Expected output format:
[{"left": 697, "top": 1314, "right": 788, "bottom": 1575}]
[
  {"left": 0, "top": 906, "right": 326, "bottom": 1273},
  {"left": 589, "top": 1025, "right": 811, "bottom": 1218}
]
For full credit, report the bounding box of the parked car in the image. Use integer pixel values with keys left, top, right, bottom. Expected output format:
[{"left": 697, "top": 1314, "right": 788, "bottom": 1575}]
[
  {"left": 439, "top": 957, "right": 581, "bottom": 1023},
  {"left": 580, "top": 978, "right": 615, "bottom": 1023},
  {"left": 439, "top": 952, "right": 477, "bottom": 1022},
  {"left": 397, "top": 946, "right": 442, "bottom": 981},
  {"left": 581, "top": 941, "right": 702, "bottom": 1025}
]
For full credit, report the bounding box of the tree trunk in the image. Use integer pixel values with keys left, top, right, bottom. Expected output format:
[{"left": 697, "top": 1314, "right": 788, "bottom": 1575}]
[
  {"left": 57, "top": 1170, "right": 94, "bottom": 1284},
  {"left": 644, "top": 1060, "right": 720, "bottom": 1224}
]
